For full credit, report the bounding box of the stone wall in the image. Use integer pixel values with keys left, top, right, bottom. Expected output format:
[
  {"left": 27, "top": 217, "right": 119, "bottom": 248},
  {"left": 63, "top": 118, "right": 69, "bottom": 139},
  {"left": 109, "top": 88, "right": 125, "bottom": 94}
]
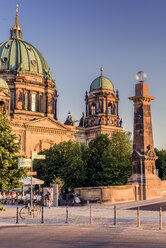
[
  {"left": 75, "top": 185, "right": 139, "bottom": 204},
  {"left": 75, "top": 181, "right": 166, "bottom": 204}
]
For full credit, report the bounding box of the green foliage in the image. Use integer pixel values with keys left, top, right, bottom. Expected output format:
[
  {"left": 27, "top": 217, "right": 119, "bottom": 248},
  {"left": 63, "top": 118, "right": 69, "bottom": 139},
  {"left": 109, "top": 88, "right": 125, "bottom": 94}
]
[
  {"left": 58, "top": 142, "right": 87, "bottom": 191},
  {"left": 86, "top": 132, "right": 132, "bottom": 186},
  {"left": 155, "top": 149, "right": 166, "bottom": 179},
  {"left": 34, "top": 141, "right": 87, "bottom": 191},
  {"left": 34, "top": 132, "right": 132, "bottom": 191},
  {"left": 50, "top": 176, "right": 64, "bottom": 192},
  {"left": 0, "top": 113, "right": 26, "bottom": 190},
  {"left": 0, "top": 205, "right": 5, "bottom": 211}
]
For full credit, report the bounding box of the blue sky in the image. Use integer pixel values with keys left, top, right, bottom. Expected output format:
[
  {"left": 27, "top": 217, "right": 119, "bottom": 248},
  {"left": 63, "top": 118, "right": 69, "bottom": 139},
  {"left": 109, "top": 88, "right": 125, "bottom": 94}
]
[{"left": 0, "top": 0, "right": 166, "bottom": 149}]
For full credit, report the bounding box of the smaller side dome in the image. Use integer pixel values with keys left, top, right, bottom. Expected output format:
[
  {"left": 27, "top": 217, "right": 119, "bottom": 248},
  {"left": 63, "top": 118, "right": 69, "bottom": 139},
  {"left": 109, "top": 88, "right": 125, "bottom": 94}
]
[
  {"left": 90, "top": 68, "right": 114, "bottom": 91},
  {"left": 0, "top": 78, "right": 9, "bottom": 89}
]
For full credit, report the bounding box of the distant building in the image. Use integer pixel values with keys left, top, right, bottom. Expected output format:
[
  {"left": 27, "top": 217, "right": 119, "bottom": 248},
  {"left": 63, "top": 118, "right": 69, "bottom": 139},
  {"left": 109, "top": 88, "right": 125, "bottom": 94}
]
[{"left": 0, "top": 8, "right": 123, "bottom": 157}]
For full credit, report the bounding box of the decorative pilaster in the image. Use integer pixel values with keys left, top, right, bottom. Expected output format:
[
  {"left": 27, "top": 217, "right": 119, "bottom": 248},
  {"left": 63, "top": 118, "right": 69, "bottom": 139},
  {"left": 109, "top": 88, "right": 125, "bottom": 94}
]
[{"left": 29, "top": 91, "right": 32, "bottom": 111}]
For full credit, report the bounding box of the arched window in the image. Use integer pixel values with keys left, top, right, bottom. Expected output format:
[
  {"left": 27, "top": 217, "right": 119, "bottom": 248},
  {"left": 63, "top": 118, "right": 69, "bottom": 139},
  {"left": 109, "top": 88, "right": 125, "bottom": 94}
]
[
  {"left": 89, "top": 104, "right": 91, "bottom": 116},
  {"left": 100, "top": 100, "right": 103, "bottom": 113},
  {"left": 92, "top": 104, "right": 96, "bottom": 115},
  {"left": 108, "top": 103, "right": 112, "bottom": 114},
  {"left": 18, "top": 91, "right": 23, "bottom": 102},
  {"left": 25, "top": 92, "right": 29, "bottom": 110},
  {"left": 0, "top": 101, "right": 5, "bottom": 113},
  {"left": 113, "top": 103, "right": 116, "bottom": 114},
  {"left": 31, "top": 93, "right": 36, "bottom": 112},
  {"left": 10, "top": 91, "right": 15, "bottom": 110},
  {"left": 36, "top": 93, "right": 39, "bottom": 112},
  {"left": 40, "top": 94, "right": 43, "bottom": 112},
  {"left": 96, "top": 101, "right": 99, "bottom": 114}
]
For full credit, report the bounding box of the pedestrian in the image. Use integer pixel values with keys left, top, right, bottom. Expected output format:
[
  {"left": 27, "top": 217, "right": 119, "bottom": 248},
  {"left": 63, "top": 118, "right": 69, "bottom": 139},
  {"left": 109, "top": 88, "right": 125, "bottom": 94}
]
[{"left": 47, "top": 187, "right": 53, "bottom": 208}]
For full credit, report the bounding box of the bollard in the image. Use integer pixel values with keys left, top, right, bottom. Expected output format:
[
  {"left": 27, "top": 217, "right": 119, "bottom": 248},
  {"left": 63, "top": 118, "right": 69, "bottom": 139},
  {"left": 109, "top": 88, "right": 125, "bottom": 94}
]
[
  {"left": 90, "top": 205, "right": 92, "bottom": 224},
  {"left": 66, "top": 205, "right": 68, "bottom": 224},
  {"left": 137, "top": 207, "right": 140, "bottom": 227},
  {"left": 16, "top": 207, "right": 19, "bottom": 224},
  {"left": 114, "top": 206, "right": 117, "bottom": 225},
  {"left": 41, "top": 206, "right": 44, "bottom": 224},
  {"left": 159, "top": 207, "right": 162, "bottom": 230}
]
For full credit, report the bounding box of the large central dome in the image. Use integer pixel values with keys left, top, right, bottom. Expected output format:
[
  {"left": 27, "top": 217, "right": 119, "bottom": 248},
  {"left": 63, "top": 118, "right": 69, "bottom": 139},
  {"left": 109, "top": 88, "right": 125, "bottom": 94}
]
[
  {"left": 0, "top": 6, "right": 57, "bottom": 123},
  {"left": 0, "top": 7, "right": 52, "bottom": 80},
  {"left": 0, "top": 39, "right": 51, "bottom": 78}
]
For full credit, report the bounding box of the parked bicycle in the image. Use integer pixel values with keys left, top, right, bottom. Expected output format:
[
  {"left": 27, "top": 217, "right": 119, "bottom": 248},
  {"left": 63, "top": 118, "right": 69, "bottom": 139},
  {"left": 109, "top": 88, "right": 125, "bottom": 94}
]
[{"left": 19, "top": 202, "right": 41, "bottom": 219}]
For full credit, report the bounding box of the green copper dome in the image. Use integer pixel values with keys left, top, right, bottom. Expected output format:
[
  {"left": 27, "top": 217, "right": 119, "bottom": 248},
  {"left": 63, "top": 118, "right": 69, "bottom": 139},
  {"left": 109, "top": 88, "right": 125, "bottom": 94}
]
[
  {"left": 0, "top": 39, "right": 52, "bottom": 79},
  {"left": 0, "top": 78, "right": 9, "bottom": 89},
  {"left": 0, "top": 7, "right": 54, "bottom": 81},
  {"left": 90, "top": 75, "right": 114, "bottom": 91}
]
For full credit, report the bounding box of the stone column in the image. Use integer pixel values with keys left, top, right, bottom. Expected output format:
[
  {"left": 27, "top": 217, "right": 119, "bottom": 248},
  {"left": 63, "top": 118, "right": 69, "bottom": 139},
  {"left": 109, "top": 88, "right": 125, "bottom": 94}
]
[
  {"left": 54, "top": 99, "right": 57, "bottom": 119},
  {"left": 103, "top": 99, "right": 106, "bottom": 114},
  {"left": 128, "top": 78, "right": 160, "bottom": 200},
  {"left": 15, "top": 90, "right": 19, "bottom": 109},
  {"left": 45, "top": 92, "right": 48, "bottom": 115},
  {"left": 38, "top": 93, "right": 41, "bottom": 112},
  {"left": 129, "top": 82, "right": 154, "bottom": 153},
  {"left": 29, "top": 91, "right": 32, "bottom": 111},
  {"left": 22, "top": 89, "right": 25, "bottom": 110},
  {"left": 53, "top": 184, "right": 58, "bottom": 207},
  {"left": 116, "top": 101, "right": 119, "bottom": 116},
  {"left": 106, "top": 96, "right": 108, "bottom": 114}
]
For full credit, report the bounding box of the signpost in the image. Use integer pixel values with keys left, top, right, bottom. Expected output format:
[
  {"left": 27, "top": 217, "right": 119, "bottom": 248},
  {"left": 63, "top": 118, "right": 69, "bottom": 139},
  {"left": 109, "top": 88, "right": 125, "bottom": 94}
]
[
  {"left": 31, "top": 151, "right": 46, "bottom": 161},
  {"left": 18, "top": 151, "right": 46, "bottom": 211},
  {"left": 27, "top": 171, "right": 37, "bottom": 176},
  {"left": 30, "top": 151, "right": 46, "bottom": 209},
  {"left": 26, "top": 171, "right": 37, "bottom": 208},
  {"left": 18, "top": 158, "right": 32, "bottom": 169}
]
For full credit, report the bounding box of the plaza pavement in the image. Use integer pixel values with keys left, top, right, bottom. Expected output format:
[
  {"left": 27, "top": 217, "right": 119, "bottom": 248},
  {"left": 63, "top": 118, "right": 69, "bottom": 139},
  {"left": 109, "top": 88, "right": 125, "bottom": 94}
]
[
  {"left": 1, "top": 196, "right": 166, "bottom": 230},
  {"left": 0, "top": 224, "right": 166, "bottom": 248},
  {"left": 1, "top": 198, "right": 166, "bottom": 247}
]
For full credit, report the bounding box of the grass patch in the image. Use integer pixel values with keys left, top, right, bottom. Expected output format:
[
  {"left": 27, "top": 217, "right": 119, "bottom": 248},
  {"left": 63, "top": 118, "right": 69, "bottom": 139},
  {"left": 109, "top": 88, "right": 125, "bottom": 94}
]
[{"left": 0, "top": 205, "right": 5, "bottom": 211}]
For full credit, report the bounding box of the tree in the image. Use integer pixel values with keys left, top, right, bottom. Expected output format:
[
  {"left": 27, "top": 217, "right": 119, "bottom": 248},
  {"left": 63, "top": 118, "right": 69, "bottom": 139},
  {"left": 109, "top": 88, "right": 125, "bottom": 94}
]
[
  {"left": 33, "top": 141, "right": 87, "bottom": 191},
  {"left": 0, "top": 113, "right": 26, "bottom": 190},
  {"left": 50, "top": 176, "right": 64, "bottom": 192},
  {"left": 58, "top": 142, "right": 87, "bottom": 191},
  {"left": 155, "top": 149, "right": 166, "bottom": 179},
  {"left": 85, "top": 134, "right": 112, "bottom": 186},
  {"left": 86, "top": 132, "right": 132, "bottom": 186},
  {"left": 34, "top": 132, "right": 132, "bottom": 191}
]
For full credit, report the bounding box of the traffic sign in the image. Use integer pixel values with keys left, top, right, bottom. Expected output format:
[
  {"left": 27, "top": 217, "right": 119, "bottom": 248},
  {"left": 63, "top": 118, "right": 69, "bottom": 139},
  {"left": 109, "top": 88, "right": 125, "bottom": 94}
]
[
  {"left": 31, "top": 151, "right": 46, "bottom": 161},
  {"left": 18, "top": 158, "right": 32, "bottom": 169},
  {"left": 27, "top": 171, "right": 37, "bottom": 176}
]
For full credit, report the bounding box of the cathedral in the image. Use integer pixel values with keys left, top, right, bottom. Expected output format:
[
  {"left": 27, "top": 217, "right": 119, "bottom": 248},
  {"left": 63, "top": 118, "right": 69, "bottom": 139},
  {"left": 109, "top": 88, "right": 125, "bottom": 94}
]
[{"left": 0, "top": 8, "right": 123, "bottom": 158}]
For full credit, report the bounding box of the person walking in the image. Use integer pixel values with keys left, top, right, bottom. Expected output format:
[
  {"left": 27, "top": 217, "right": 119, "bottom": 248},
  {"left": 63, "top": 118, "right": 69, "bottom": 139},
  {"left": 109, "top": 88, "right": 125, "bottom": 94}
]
[{"left": 47, "top": 187, "right": 53, "bottom": 208}]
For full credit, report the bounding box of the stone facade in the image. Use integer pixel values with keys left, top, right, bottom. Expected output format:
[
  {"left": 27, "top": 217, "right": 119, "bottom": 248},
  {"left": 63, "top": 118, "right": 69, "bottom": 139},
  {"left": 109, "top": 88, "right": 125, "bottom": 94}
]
[
  {"left": 0, "top": 87, "right": 10, "bottom": 116},
  {"left": 10, "top": 117, "right": 76, "bottom": 158},
  {"left": 0, "top": 10, "right": 124, "bottom": 157}
]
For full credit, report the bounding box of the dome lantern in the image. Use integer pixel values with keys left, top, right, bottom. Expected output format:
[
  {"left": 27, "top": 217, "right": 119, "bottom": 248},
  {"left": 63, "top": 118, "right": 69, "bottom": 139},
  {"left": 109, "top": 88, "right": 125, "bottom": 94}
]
[{"left": 10, "top": 4, "right": 23, "bottom": 40}]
